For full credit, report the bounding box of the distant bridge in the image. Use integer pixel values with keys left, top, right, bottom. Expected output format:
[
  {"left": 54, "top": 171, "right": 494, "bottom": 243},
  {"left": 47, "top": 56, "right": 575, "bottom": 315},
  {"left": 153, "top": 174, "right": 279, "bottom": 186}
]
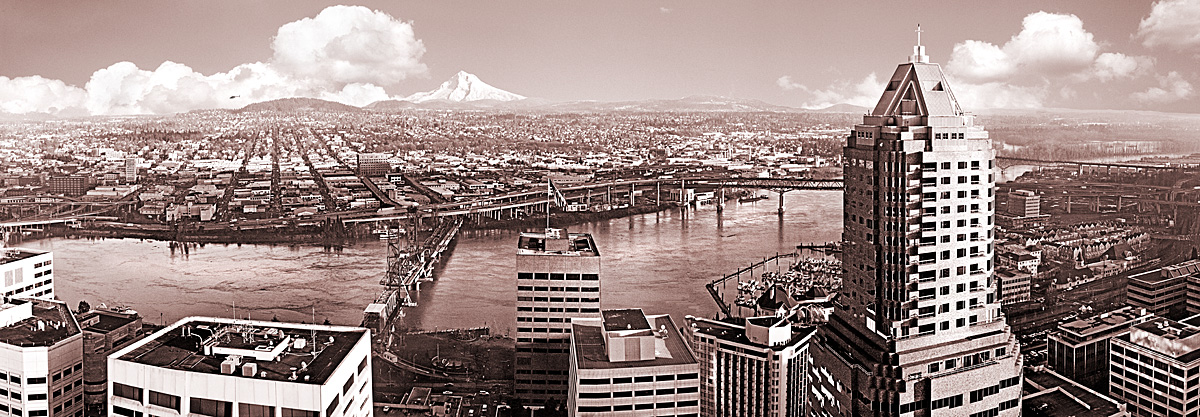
[{"left": 995, "top": 156, "right": 1195, "bottom": 172}]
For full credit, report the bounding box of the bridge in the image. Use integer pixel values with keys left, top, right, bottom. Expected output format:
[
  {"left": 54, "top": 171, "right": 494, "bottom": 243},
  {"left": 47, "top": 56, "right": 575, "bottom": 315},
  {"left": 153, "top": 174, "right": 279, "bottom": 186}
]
[
  {"left": 995, "top": 156, "right": 1195, "bottom": 172},
  {"left": 341, "top": 176, "right": 843, "bottom": 224}
]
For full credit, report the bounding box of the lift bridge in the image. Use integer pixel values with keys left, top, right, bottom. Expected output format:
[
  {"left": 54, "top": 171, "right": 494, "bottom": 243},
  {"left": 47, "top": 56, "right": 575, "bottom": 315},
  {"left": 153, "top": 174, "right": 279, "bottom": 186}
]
[{"left": 362, "top": 216, "right": 462, "bottom": 333}]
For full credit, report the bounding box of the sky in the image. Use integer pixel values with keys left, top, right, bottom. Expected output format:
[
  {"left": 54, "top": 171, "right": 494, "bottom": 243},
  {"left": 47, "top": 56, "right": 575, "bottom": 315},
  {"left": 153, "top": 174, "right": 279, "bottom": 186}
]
[{"left": 0, "top": 0, "right": 1197, "bottom": 116}]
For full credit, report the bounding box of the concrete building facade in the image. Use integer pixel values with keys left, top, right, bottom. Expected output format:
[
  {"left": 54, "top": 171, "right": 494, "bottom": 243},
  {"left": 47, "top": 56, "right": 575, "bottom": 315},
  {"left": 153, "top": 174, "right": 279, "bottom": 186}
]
[
  {"left": 1, "top": 248, "right": 55, "bottom": 301},
  {"left": 80, "top": 308, "right": 144, "bottom": 407},
  {"left": 568, "top": 309, "right": 699, "bottom": 416},
  {"left": 515, "top": 229, "right": 603, "bottom": 404},
  {"left": 0, "top": 298, "right": 85, "bottom": 417},
  {"left": 107, "top": 317, "right": 372, "bottom": 417},
  {"left": 1109, "top": 317, "right": 1200, "bottom": 417},
  {"left": 685, "top": 314, "right": 814, "bottom": 417},
  {"left": 807, "top": 41, "right": 1022, "bottom": 416}
]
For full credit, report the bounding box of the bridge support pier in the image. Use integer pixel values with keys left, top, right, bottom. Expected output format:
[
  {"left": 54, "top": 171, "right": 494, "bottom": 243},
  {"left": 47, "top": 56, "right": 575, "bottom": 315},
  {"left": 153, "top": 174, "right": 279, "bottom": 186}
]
[{"left": 630, "top": 184, "right": 636, "bottom": 207}]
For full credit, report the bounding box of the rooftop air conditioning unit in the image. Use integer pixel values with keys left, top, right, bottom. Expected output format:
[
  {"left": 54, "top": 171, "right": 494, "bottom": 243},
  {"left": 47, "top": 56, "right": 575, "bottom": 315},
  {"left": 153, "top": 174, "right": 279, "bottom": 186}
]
[{"left": 242, "top": 362, "right": 257, "bottom": 377}]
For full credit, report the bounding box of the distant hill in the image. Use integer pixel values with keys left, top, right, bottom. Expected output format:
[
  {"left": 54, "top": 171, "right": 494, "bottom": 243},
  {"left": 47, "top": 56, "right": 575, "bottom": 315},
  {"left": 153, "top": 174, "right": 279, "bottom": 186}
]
[
  {"left": 812, "top": 103, "right": 870, "bottom": 114},
  {"left": 237, "top": 97, "right": 361, "bottom": 113},
  {"left": 541, "top": 95, "right": 796, "bottom": 113}
]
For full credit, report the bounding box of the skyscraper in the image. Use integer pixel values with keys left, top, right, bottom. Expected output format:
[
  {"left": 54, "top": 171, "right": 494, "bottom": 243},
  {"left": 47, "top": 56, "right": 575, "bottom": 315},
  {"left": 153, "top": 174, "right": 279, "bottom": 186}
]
[
  {"left": 807, "top": 33, "right": 1023, "bottom": 416},
  {"left": 515, "top": 228, "right": 603, "bottom": 405}
]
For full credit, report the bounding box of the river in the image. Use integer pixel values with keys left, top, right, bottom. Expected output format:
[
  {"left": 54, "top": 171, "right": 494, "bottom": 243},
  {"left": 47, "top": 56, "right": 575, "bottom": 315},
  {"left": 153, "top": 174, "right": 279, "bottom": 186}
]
[{"left": 25, "top": 191, "right": 842, "bottom": 333}]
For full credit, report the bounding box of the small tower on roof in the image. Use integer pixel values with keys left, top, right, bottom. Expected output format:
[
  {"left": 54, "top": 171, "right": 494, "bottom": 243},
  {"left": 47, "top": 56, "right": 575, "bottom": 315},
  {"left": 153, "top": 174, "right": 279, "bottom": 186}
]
[{"left": 910, "top": 24, "right": 929, "bottom": 64}]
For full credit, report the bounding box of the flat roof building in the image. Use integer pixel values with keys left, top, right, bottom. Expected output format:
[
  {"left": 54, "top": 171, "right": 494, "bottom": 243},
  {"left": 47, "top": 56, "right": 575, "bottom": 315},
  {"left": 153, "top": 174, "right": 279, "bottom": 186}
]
[
  {"left": 568, "top": 309, "right": 699, "bottom": 416},
  {"left": 686, "top": 313, "right": 814, "bottom": 417},
  {"left": 516, "top": 228, "right": 602, "bottom": 404},
  {"left": 108, "top": 317, "right": 372, "bottom": 417},
  {"left": 1, "top": 248, "right": 55, "bottom": 301},
  {"left": 1047, "top": 307, "right": 1153, "bottom": 393},
  {"left": 0, "top": 298, "right": 85, "bottom": 417},
  {"left": 1109, "top": 317, "right": 1200, "bottom": 417},
  {"left": 80, "top": 308, "right": 144, "bottom": 407},
  {"left": 1127, "top": 259, "right": 1200, "bottom": 319}
]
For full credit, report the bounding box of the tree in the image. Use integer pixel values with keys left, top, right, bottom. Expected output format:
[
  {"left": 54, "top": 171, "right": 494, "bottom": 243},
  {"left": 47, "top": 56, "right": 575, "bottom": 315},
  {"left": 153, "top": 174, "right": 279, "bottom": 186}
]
[{"left": 77, "top": 300, "right": 91, "bottom": 314}]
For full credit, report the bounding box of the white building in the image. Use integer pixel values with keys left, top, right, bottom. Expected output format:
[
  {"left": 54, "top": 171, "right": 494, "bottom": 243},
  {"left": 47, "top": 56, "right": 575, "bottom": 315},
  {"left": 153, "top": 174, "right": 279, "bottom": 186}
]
[
  {"left": 1, "top": 248, "right": 55, "bottom": 301},
  {"left": 686, "top": 314, "right": 814, "bottom": 417},
  {"left": 568, "top": 309, "right": 699, "bottom": 416},
  {"left": 516, "top": 228, "right": 603, "bottom": 403},
  {"left": 1110, "top": 317, "right": 1200, "bottom": 417},
  {"left": 808, "top": 37, "right": 1022, "bottom": 416},
  {"left": 0, "top": 298, "right": 85, "bottom": 417},
  {"left": 107, "top": 317, "right": 372, "bottom": 417}
]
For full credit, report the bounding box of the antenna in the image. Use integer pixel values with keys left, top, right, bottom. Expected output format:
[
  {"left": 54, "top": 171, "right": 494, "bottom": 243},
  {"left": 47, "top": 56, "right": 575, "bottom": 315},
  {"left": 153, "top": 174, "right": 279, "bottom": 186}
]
[
  {"left": 910, "top": 24, "right": 929, "bottom": 64},
  {"left": 916, "top": 24, "right": 922, "bottom": 47}
]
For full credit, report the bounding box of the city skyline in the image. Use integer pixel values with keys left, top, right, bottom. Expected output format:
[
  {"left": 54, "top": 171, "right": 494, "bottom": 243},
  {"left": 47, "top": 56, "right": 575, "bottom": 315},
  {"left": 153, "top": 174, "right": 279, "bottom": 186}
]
[{"left": 1, "top": 0, "right": 1198, "bottom": 116}]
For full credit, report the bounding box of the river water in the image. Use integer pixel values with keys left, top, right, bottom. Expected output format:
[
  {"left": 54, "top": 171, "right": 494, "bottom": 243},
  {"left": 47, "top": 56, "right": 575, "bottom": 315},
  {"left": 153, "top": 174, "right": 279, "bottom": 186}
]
[{"left": 27, "top": 191, "right": 842, "bottom": 333}]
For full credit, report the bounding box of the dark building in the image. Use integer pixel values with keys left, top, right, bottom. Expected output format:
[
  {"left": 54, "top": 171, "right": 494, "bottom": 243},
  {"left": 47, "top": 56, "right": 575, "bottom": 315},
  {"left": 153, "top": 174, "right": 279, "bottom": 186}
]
[
  {"left": 80, "top": 308, "right": 144, "bottom": 408},
  {"left": 48, "top": 175, "right": 88, "bottom": 196},
  {"left": 1046, "top": 306, "right": 1153, "bottom": 393}
]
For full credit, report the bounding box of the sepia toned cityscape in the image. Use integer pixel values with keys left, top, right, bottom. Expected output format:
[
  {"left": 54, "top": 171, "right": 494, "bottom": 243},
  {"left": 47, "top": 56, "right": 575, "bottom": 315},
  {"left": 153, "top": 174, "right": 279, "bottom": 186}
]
[{"left": 2, "top": 1, "right": 1200, "bottom": 416}]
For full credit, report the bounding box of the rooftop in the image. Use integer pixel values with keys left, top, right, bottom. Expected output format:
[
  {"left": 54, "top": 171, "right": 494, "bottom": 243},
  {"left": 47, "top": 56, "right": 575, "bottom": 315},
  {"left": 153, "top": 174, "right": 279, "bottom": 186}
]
[
  {"left": 0, "top": 248, "right": 48, "bottom": 266},
  {"left": 687, "top": 315, "right": 817, "bottom": 351},
  {"left": 573, "top": 313, "right": 696, "bottom": 370},
  {"left": 1024, "top": 369, "right": 1123, "bottom": 417},
  {"left": 1125, "top": 317, "right": 1200, "bottom": 363},
  {"left": 80, "top": 309, "right": 140, "bottom": 334},
  {"left": 870, "top": 62, "right": 963, "bottom": 118},
  {"left": 602, "top": 309, "right": 650, "bottom": 332},
  {"left": 1129, "top": 259, "right": 1200, "bottom": 284},
  {"left": 115, "top": 317, "right": 367, "bottom": 385},
  {"left": 1057, "top": 307, "right": 1151, "bottom": 339},
  {"left": 0, "top": 299, "right": 81, "bottom": 348},
  {"left": 517, "top": 229, "right": 598, "bottom": 256}
]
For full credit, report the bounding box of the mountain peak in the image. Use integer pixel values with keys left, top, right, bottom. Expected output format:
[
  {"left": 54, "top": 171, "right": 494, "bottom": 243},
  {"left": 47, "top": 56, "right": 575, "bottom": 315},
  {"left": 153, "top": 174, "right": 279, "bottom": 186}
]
[{"left": 405, "top": 71, "right": 526, "bottom": 103}]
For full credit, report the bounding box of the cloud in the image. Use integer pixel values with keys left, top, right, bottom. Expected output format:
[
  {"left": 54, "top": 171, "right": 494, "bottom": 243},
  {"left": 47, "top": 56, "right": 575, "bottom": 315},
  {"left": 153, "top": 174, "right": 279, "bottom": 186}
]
[
  {"left": 1137, "top": 0, "right": 1200, "bottom": 51},
  {"left": 659, "top": 7, "right": 672, "bottom": 13},
  {"left": 271, "top": 5, "right": 427, "bottom": 87},
  {"left": 0, "top": 75, "right": 87, "bottom": 115},
  {"left": 1090, "top": 53, "right": 1153, "bottom": 82},
  {"left": 0, "top": 5, "right": 427, "bottom": 116},
  {"left": 775, "top": 76, "right": 804, "bottom": 91},
  {"left": 943, "top": 11, "right": 1156, "bottom": 109},
  {"left": 947, "top": 12, "right": 1098, "bottom": 84},
  {"left": 780, "top": 73, "right": 882, "bottom": 109},
  {"left": 1132, "top": 71, "right": 1194, "bottom": 103}
]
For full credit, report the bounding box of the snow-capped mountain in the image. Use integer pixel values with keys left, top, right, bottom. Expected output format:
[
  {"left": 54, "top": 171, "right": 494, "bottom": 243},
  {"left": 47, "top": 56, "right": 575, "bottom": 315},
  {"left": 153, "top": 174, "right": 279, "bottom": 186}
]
[{"left": 404, "top": 71, "right": 526, "bottom": 103}]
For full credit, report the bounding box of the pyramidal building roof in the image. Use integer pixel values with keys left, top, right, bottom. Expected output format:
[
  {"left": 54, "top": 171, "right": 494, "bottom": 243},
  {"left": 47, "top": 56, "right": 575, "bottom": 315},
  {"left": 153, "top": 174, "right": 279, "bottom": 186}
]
[{"left": 869, "top": 28, "right": 964, "bottom": 118}]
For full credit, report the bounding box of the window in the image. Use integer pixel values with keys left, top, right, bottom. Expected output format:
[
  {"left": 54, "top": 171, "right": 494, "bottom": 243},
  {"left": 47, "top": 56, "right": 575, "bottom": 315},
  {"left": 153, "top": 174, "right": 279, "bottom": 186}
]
[
  {"left": 240, "top": 404, "right": 274, "bottom": 417},
  {"left": 149, "top": 391, "right": 180, "bottom": 412},
  {"left": 112, "top": 407, "right": 141, "bottom": 417},
  {"left": 190, "top": 398, "right": 233, "bottom": 417},
  {"left": 28, "top": 394, "right": 46, "bottom": 401},
  {"left": 342, "top": 375, "right": 354, "bottom": 394},
  {"left": 112, "top": 382, "right": 142, "bottom": 403},
  {"left": 280, "top": 409, "right": 318, "bottom": 417},
  {"left": 26, "top": 377, "right": 45, "bottom": 385}
]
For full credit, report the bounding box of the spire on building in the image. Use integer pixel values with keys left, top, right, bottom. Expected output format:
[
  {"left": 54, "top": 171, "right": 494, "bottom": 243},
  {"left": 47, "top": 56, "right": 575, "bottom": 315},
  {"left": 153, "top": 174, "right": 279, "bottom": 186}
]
[{"left": 910, "top": 24, "right": 929, "bottom": 64}]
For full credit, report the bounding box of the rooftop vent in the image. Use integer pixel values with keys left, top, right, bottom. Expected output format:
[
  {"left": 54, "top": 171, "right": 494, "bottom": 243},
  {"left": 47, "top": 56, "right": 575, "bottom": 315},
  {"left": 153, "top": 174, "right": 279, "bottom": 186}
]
[{"left": 241, "top": 362, "right": 257, "bottom": 377}]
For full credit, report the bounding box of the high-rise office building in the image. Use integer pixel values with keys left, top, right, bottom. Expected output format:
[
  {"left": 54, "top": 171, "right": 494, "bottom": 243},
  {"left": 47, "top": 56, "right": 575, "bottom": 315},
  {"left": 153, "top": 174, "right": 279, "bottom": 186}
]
[
  {"left": 807, "top": 36, "right": 1023, "bottom": 416},
  {"left": 1, "top": 248, "right": 55, "bottom": 301},
  {"left": 0, "top": 298, "right": 85, "bottom": 417},
  {"left": 108, "top": 317, "right": 373, "bottom": 417},
  {"left": 516, "top": 228, "right": 603, "bottom": 404},
  {"left": 124, "top": 158, "right": 138, "bottom": 184},
  {"left": 685, "top": 313, "right": 814, "bottom": 417},
  {"left": 568, "top": 309, "right": 700, "bottom": 416}
]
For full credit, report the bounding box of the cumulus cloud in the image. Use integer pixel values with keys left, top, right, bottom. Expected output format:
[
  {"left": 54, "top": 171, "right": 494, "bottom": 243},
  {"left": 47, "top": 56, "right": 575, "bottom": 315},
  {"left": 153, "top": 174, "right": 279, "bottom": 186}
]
[
  {"left": 271, "top": 5, "right": 427, "bottom": 87},
  {"left": 0, "top": 5, "right": 427, "bottom": 116},
  {"left": 1137, "top": 0, "right": 1200, "bottom": 51},
  {"left": 1132, "top": 71, "right": 1194, "bottom": 103},
  {"left": 942, "top": 11, "right": 1156, "bottom": 109},
  {"left": 777, "top": 73, "right": 882, "bottom": 109}
]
